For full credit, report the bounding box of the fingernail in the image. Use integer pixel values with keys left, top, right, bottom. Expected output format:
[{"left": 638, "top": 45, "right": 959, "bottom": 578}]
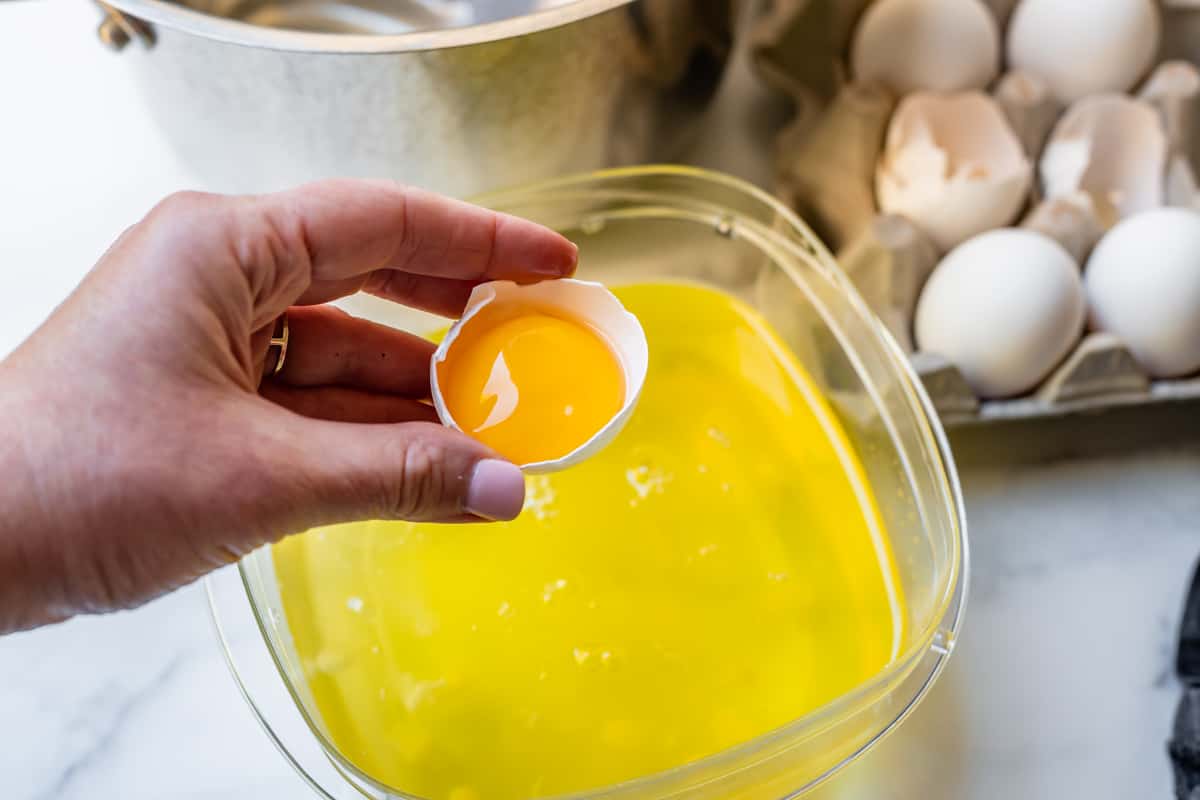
[
  {"left": 465, "top": 459, "right": 525, "bottom": 521},
  {"left": 532, "top": 239, "right": 578, "bottom": 277},
  {"left": 562, "top": 240, "right": 579, "bottom": 275}
]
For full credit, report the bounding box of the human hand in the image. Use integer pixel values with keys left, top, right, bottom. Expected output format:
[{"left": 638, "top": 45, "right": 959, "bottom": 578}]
[{"left": 0, "top": 180, "right": 577, "bottom": 633}]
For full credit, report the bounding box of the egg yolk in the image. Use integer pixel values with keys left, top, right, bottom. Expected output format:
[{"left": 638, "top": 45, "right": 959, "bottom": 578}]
[{"left": 438, "top": 311, "right": 625, "bottom": 464}]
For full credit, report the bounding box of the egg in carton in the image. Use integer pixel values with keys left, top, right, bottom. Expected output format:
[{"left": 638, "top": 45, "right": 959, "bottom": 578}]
[{"left": 753, "top": 0, "right": 1200, "bottom": 425}]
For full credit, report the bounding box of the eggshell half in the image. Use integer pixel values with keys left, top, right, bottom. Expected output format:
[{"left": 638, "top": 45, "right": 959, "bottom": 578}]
[
  {"left": 877, "top": 91, "right": 1033, "bottom": 252},
  {"left": 1040, "top": 94, "right": 1167, "bottom": 228},
  {"left": 430, "top": 279, "right": 649, "bottom": 474}
]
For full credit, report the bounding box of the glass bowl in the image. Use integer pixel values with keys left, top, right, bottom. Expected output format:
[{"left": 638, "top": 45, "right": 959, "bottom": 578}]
[{"left": 207, "top": 165, "right": 968, "bottom": 799}]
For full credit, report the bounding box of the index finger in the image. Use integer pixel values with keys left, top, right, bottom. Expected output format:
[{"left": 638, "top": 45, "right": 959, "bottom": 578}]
[{"left": 262, "top": 178, "right": 578, "bottom": 290}]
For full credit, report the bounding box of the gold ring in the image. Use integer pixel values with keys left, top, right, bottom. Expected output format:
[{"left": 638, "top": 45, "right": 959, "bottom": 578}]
[{"left": 268, "top": 313, "right": 290, "bottom": 376}]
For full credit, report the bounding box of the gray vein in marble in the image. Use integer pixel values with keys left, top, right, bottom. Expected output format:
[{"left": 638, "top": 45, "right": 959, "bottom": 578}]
[{"left": 33, "top": 653, "right": 185, "bottom": 800}]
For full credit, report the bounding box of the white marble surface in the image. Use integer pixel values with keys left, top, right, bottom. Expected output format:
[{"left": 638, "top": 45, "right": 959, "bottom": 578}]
[{"left": 1, "top": 2, "right": 1197, "bottom": 798}]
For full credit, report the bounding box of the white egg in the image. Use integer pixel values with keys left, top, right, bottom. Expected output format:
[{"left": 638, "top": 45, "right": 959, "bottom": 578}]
[
  {"left": 1085, "top": 208, "right": 1200, "bottom": 378},
  {"left": 915, "top": 229, "right": 1086, "bottom": 398},
  {"left": 851, "top": 0, "right": 1000, "bottom": 95},
  {"left": 430, "top": 279, "right": 648, "bottom": 474},
  {"left": 1008, "top": 0, "right": 1160, "bottom": 104},
  {"left": 877, "top": 91, "right": 1033, "bottom": 253}
]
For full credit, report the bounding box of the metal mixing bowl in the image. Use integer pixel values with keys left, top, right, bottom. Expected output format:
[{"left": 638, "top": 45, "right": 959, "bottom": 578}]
[{"left": 94, "top": 0, "right": 735, "bottom": 196}]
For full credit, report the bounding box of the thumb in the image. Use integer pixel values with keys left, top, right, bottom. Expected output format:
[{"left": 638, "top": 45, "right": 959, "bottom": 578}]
[{"left": 273, "top": 417, "right": 527, "bottom": 526}]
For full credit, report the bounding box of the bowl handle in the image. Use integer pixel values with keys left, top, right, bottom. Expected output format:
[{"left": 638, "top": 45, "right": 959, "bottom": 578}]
[{"left": 94, "top": 1, "right": 155, "bottom": 51}]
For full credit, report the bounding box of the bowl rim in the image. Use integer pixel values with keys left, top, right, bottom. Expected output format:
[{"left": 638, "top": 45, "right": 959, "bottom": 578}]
[
  {"left": 103, "top": 0, "right": 639, "bottom": 54},
  {"left": 214, "top": 163, "right": 970, "bottom": 800}
]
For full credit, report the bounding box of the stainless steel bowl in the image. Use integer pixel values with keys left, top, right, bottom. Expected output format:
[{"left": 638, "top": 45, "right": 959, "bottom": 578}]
[{"left": 96, "top": 0, "right": 735, "bottom": 195}]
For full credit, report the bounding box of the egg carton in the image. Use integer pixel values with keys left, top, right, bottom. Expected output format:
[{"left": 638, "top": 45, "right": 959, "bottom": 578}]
[{"left": 750, "top": 0, "right": 1200, "bottom": 426}]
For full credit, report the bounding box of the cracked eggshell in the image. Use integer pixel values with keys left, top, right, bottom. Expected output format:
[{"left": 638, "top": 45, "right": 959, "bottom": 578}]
[
  {"left": 1085, "top": 208, "right": 1200, "bottom": 378},
  {"left": 876, "top": 91, "right": 1034, "bottom": 252},
  {"left": 851, "top": 0, "right": 1000, "bottom": 96},
  {"left": 1008, "top": 0, "right": 1160, "bottom": 104},
  {"left": 915, "top": 229, "right": 1086, "bottom": 398},
  {"left": 430, "top": 279, "right": 648, "bottom": 474},
  {"left": 1040, "top": 94, "right": 1167, "bottom": 228}
]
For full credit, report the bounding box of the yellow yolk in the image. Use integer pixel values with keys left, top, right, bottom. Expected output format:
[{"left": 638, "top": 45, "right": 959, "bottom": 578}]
[
  {"left": 274, "top": 283, "right": 905, "bottom": 800},
  {"left": 437, "top": 311, "right": 625, "bottom": 465}
]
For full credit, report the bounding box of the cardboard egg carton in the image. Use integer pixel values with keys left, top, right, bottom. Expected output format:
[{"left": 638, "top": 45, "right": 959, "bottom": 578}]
[
  {"left": 832, "top": 212, "right": 1200, "bottom": 425},
  {"left": 752, "top": 0, "right": 1200, "bottom": 426}
]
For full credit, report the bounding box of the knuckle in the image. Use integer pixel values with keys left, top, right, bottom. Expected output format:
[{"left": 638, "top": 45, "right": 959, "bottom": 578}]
[
  {"left": 263, "top": 206, "right": 313, "bottom": 280},
  {"left": 134, "top": 191, "right": 230, "bottom": 267},
  {"left": 481, "top": 213, "right": 499, "bottom": 275},
  {"left": 228, "top": 203, "right": 312, "bottom": 305},
  {"left": 393, "top": 190, "right": 424, "bottom": 268},
  {"left": 150, "top": 190, "right": 217, "bottom": 224},
  {"left": 379, "top": 270, "right": 420, "bottom": 301},
  {"left": 393, "top": 435, "right": 449, "bottom": 520}
]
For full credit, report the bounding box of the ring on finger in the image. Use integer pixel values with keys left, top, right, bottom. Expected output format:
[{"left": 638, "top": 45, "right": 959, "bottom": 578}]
[{"left": 266, "top": 312, "right": 290, "bottom": 376}]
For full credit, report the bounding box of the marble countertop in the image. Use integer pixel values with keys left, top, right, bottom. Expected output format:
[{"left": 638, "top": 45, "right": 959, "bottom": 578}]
[{"left": 2, "top": 3, "right": 1197, "bottom": 798}]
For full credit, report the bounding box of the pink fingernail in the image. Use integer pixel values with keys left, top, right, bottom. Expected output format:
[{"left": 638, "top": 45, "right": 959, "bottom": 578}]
[{"left": 465, "top": 459, "right": 525, "bottom": 521}]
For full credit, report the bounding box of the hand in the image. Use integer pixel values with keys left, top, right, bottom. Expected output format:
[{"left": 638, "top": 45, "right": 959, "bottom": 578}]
[{"left": 0, "top": 179, "right": 577, "bottom": 633}]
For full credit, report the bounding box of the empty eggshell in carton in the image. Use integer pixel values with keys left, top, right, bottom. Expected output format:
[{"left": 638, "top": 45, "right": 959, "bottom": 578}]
[
  {"left": 1040, "top": 94, "right": 1168, "bottom": 229},
  {"left": 1007, "top": 0, "right": 1161, "bottom": 104},
  {"left": 430, "top": 279, "right": 649, "bottom": 474},
  {"left": 914, "top": 229, "right": 1086, "bottom": 399},
  {"left": 1085, "top": 208, "right": 1200, "bottom": 379},
  {"left": 877, "top": 91, "right": 1033, "bottom": 253},
  {"left": 851, "top": 0, "right": 1000, "bottom": 96}
]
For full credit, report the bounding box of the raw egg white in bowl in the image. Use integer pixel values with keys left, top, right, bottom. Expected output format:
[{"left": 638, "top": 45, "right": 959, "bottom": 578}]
[
  {"left": 207, "top": 167, "right": 968, "bottom": 800},
  {"left": 429, "top": 279, "right": 649, "bottom": 473}
]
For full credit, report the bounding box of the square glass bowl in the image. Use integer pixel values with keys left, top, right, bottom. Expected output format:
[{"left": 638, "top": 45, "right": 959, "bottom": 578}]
[{"left": 207, "top": 166, "right": 968, "bottom": 799}]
